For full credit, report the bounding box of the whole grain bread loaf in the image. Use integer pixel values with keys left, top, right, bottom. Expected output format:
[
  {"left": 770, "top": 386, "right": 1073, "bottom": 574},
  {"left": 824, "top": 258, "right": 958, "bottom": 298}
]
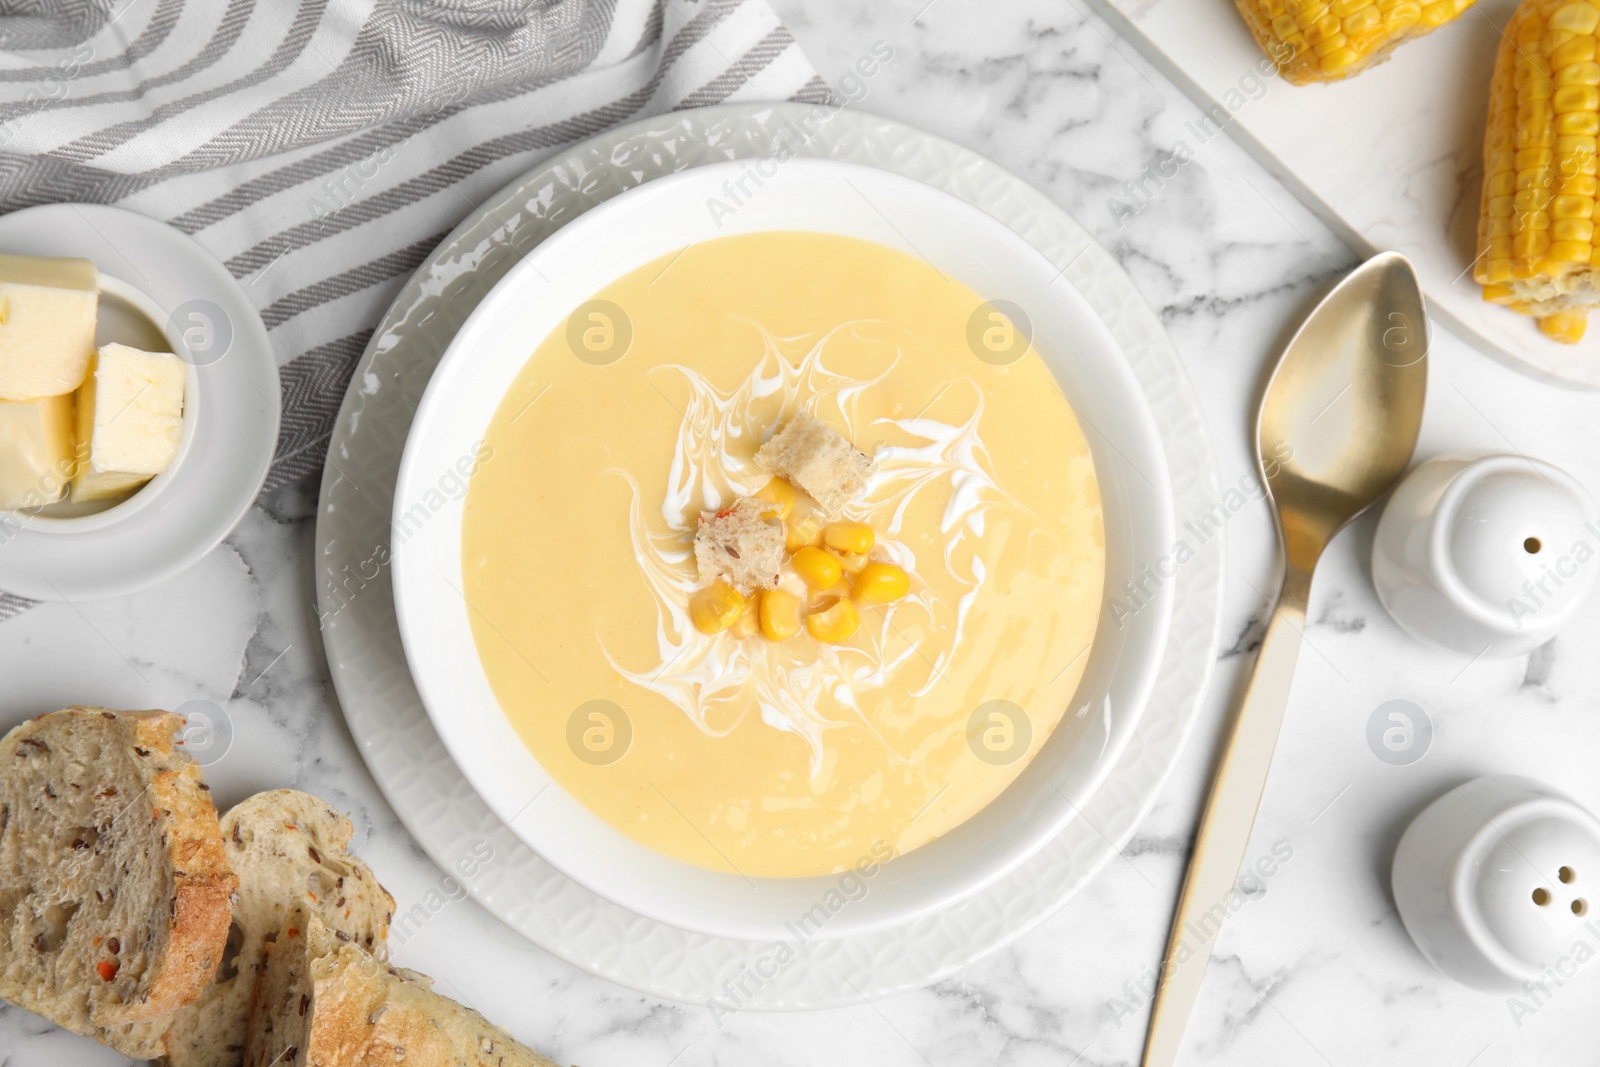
[
  {"left": 247, "top": 913, "right": 557, "bottom": 1067},
  {"left": 0, "top": 708, "right": 236, "bottom": 1058},
  {"left": 157, "top": 789, "right": 396, "bottom": 1067}
]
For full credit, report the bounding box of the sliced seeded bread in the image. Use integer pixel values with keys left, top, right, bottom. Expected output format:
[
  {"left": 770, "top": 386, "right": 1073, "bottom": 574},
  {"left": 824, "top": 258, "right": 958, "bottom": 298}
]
[
  {"left": 157, "top": 789, "right": 396, "bottom": 1066},
  {"left": 248, "top": 913, "right": 557, "bottom": 1067},
  {"left": 0, "top": 708, "right": 236, "bottom": 1058},
  {"left": 694, "top": 496, "right": 784, "bottom": 592},
  {"left": 754, "top": 413, "right": 874, "bottom": 514}
]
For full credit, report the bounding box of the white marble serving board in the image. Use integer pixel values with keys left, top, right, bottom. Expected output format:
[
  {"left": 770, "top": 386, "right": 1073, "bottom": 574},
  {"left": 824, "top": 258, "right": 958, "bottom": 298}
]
[{"left": 1087, "top": 0, "right": 1600, "bottom": 388}]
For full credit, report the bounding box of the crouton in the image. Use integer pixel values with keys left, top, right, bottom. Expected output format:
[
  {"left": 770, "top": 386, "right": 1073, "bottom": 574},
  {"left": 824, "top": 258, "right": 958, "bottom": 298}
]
[
  {"left": 754, "top": 414, "right": 873, "bottom": 515},
  {"left": 694, "top": 497, "right": 783, "bottom": 593}
]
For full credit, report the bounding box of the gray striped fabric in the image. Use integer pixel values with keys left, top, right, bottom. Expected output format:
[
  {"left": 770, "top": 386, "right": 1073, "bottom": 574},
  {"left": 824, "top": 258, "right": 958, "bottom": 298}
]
[{"left": 0, "top": 0, "right": 832, "bottom": 621}]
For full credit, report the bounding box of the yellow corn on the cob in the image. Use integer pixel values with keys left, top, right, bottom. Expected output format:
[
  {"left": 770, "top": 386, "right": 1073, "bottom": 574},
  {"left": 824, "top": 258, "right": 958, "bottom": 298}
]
[
  {"left": 1237, "top": 0, "right": 1476, "bottom": 85},
  {"left": 1475, "top": 0, "right": 1600, "bottom": 343}
]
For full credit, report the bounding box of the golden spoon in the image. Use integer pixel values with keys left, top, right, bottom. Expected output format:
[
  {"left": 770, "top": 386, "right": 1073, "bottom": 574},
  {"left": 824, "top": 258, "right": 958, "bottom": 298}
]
[{"left": 1141, "top": 252, "right": 1428, "bottom": 1066}]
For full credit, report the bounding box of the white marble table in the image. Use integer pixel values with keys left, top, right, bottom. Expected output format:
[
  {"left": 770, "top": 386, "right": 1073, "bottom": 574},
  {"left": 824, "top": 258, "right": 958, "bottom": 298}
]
[{"left": 6, "top": 1, "right": 1599, "bottom": 1064}]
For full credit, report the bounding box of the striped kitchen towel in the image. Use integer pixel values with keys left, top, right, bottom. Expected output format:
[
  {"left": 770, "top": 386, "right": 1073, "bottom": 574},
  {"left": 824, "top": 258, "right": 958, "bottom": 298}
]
[{"left": 0, "top": 0, "right": 832, "bottom": 621}]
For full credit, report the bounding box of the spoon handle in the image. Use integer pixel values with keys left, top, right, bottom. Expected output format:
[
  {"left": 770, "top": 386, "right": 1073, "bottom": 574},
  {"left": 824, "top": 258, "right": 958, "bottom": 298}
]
[{"left": 1140, "top": 578, "right": 1309, "bottom": 1067}]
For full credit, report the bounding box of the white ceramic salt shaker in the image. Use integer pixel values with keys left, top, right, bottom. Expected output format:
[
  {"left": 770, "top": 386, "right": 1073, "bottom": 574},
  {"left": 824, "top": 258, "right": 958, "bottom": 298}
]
[
  {"left": 1371, "top": 452, "right": 1599, "bottom": 658},
  {"left": 1393, "top": 775, "right": 1600, "bottom": 991}
]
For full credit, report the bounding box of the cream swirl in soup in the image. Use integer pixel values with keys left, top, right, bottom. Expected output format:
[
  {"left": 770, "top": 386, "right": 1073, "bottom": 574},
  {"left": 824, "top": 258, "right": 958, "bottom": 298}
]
[{"left": 462, "top": 232, "right": 1104, "bottom": 877}]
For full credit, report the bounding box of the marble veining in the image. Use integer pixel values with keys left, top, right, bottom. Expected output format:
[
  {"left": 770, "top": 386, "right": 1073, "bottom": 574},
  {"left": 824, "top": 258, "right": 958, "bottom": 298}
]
[{"left": 4, "top": 1, "right": 1600, "bottom": 1064}]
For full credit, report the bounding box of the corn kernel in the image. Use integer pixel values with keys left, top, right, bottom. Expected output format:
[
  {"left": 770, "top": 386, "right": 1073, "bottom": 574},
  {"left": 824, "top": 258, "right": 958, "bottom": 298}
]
[
  {"left": 823, "top": 521, "right": 874, "bottom": 555},
  {"left": 1342, "top": 7, "right": 1381, "bottom": 34},
  {"left": 1322, "top": 46, "right": 1362, "bottom": 71},
  {"left": 1420, "top": 0, "right": 1454, "bottom": 25},
  {"left": 1551, "top": 238, "right": 1593, "bottom": 260},
  {"left": 753, "top": 477, "right": 796, "bottom": 520},
  {"left": 1517, "top": 166, "right": 1551, "bottom": 190},
  {"left": 1557, "top": 110, "right": 1600, "bottom": 135},
  {"left": 1555, "top": 85, "right": 1600, "bottom": 113},
  {"left": 1386, "top": 3, "right": 1422, "bottom": 28},
  {"left": 1560, "top": 172, "right": 1599, "bottom": 194},
  {"left": 1516, "top": 187, "right": 1555, "bottom": 212},
  {"left": 1552, "top": 193, "right": 1594, "bottom": 217},
  {"left": 1551, "top": 35, "right": 1598, "bottom": 67},
  {"left": 1551, "top": 2, "right": 1600, "bottom": 33},
  {"left": 1514, "top": 230, "right": 1552, "bottom": 257},
  {"left": 1539, "top": 307, "right": 1589, "bottom": 341},
  {"left": 1314, "top": 31, "right": 1350, "bottom": 55},
  {"left": 1523, "top": 101, "right": 1557, "bottom": 125},
  {"left": 852, "top": 562, "right": 911, "bottom": 605},
  {"left": 690, "top": 580, "right": 746, "bottom": 635},
  {"left": 832, "top": 549, "right": 870, "bottom": 575},
  {"left": 758, "top": 589, "right": 803, "bottom": 641},
  {"left": 1557, "top": 60, "right": 1600, "bottom": 85},
  {"left": 791, "top": 546, "right": 842, "bottom": 591},
  {"left": 1518, "top": 124, "right": 1555, "bottom": 150},
  {"left": 805, "top": 597, "right": 861, "bottom": 644},
  {"left": 1554, "top": 217, "right": 1596, "bottom": 239}
]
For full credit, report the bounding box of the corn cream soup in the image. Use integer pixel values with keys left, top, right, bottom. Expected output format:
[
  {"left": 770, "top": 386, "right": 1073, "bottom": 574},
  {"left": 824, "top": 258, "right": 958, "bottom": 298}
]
[{"left": 462, "top": 231, "right": 1104, "bottom": 877}]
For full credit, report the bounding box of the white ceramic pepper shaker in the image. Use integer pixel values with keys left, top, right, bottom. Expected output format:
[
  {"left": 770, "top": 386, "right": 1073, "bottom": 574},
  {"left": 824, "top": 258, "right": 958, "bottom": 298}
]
[
  {"left": 1371, "top": 453, "right": 1599, "bottom": 658},
  {"left": 1392, "top": 775, "right": 1600, "bottom": 991}
]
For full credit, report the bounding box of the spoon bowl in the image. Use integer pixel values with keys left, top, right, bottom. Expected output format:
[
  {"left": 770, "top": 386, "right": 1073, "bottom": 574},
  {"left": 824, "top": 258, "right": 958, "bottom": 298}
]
[{"left": 1259, "top": 252, "right": 1429, "bottom": 572}]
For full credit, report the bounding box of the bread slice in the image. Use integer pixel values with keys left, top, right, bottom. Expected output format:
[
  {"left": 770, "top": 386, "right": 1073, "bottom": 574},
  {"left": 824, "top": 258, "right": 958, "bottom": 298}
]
[
  {"left": 156, "top": 789, "right": 396, "bottom": 1067},
  {"left": 694, "top": 496, "right": 783, "bottom": 593},
  {"left": 753, "top": 413, "right": 873, "bottom": 514},
  {"left": 0, "top": 708, "right": 236, "bottom": 1057},
  {"left": 247, "top": 913, "right": 558, "bottom": 1067}
]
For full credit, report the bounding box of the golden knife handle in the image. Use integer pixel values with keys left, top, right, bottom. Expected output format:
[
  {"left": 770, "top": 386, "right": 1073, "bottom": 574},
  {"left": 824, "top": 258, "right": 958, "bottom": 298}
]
[{"left": 1140, "top": 578, "right": 1309, "bottom": 1067}]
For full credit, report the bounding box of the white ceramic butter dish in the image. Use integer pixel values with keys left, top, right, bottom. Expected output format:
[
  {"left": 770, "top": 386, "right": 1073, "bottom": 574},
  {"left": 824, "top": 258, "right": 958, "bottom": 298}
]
[{"left": 0, "top": 204, "right": 278, "bottom": 602}]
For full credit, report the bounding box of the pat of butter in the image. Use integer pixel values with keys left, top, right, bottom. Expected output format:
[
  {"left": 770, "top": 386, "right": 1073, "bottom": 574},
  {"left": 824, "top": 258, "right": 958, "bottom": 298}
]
[
  {"left": 0, "top": 253, "right": 99, "bottom": 401},
  {"left": 0, "top": 392, "right": 74, "bottom": 510},
  {"left": 72, "top": 343, "right": 185, "bottom": 503}
]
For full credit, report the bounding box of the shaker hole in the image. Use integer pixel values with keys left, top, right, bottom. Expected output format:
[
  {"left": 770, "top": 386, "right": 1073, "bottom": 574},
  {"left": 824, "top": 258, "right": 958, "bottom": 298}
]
[
  {"left": 1560, "top": 866, "right": 1576, "bottom": 884},
  {"left": 1534, "top": 887, "right": 1552, "bottom": 906},
  {"left": 1525, "top": 537, "right": 1542, "bottom": 554},
  {"left": 1574, "top": 899, "right": 1588, "bottom": 917}
]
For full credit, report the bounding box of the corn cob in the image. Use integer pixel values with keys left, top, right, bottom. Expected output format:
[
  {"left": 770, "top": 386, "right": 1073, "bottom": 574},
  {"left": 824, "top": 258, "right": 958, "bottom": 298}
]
[
  {"left": 1476, "top": 0, "right": 1600, "bottom": 343},
  {"left": 1236, "top": 0, "right": 1476, "bottom": 85}
]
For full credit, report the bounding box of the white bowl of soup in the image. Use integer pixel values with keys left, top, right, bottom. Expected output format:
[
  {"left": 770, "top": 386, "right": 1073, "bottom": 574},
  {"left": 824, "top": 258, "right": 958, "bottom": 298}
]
[{"left": 392, "top": 159, "right": 1174, "bottom": 941}]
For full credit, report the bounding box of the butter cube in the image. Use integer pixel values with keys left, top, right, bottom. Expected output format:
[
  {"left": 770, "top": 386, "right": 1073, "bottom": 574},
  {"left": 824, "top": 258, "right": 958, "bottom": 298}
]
[
  {"left": 0, "top": 254, "right": 99, "bottom": 401},
  {"left": 0, "top": 392, "right": 74, "bottom": 509},
  {"left": 72, "top": 343, "right": 185, "bottom": 503}
]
